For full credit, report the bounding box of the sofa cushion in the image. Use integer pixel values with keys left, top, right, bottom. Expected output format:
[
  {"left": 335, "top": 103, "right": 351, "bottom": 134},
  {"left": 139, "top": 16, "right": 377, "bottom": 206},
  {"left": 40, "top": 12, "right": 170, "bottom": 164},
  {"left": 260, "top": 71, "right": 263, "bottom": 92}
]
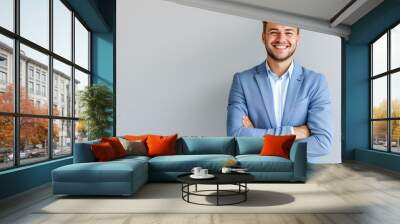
[
  {"left": 177, "top": 137, "right": 235, "bottom": 155},
  {"left": 148, "top": 154, "right": 235, "bottom": 172},
  {"left": 236, "top": 155, "right": 293, "bottom": 172},
  {"left": 235, "top": 137, "right": 263, "bottom": 155}
]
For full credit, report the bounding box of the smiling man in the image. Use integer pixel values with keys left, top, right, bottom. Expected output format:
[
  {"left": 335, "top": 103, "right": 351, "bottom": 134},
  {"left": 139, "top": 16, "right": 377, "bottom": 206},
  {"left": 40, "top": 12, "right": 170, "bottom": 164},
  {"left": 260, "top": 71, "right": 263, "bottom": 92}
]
[{"left": 227, "top": 21, "right": 333, "bottom": 162}]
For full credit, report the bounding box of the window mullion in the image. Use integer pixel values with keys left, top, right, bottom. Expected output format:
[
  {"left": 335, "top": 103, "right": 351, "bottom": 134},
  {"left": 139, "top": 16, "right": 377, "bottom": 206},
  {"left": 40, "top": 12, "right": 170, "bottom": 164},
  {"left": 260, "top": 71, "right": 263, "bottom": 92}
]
[
  {"left": 388, "top": 30, "right": 391, "bottom": 153},
  {"left": 71, "top": 10, "right": 76, "bottom": 155},
  {"left": 49, "top": 0, "right": 54, "bottom": 160},
  {"left": 13, "top": 0, "right": 20, "bottom": 167}
]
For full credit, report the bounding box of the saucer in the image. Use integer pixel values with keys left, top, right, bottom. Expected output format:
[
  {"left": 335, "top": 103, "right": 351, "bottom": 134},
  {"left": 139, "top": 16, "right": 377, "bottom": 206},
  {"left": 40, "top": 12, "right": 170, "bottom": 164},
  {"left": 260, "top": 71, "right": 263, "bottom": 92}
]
[{"left": 190, "top": 174, "right": 215, "bottom": 179}]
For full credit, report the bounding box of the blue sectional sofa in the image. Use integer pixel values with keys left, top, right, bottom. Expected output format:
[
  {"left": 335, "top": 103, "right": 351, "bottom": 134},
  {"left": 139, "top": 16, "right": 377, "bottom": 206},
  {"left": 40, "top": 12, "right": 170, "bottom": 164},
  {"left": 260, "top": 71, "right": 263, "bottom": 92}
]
[{"left": 52, "top": 137, "right": 307, "bottom": 196}]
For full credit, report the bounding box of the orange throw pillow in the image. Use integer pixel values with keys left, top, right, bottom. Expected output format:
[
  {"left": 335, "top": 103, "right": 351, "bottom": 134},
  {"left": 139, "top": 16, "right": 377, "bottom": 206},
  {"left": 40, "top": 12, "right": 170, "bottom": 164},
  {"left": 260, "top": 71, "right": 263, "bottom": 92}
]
[
  {"left": 146, "top": 134, "right": 178, "bottom": 157},
  {"left": 259, "top": 134, "right": 296, "bottom": 159},
  {"left": 91, "top": 142, "right": 117, "bottom": 161},
  {"left": 101, "top": 137, "right": 127, "bottom": 158}
]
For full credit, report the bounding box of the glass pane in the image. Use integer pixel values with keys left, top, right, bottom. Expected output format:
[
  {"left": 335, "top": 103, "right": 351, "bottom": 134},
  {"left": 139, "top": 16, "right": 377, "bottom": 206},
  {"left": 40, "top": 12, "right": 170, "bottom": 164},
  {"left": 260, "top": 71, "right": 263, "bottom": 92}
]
[
  {"left": 20, "top": 0, "right": 49, "bottom": 49},
  {"left": 391, "top": 72, "right": 400, "bottom": 118},
  {"left": 75, "top": 17, "right": 89, "bottom": 69},
  {"left": 372, "top": 121, "right": 388, "bottom": 151},
  {"left": 392, "top": 24, "right": 400, "bottom": 70},
  {"left": 372, "top": 77, "right": 387, "bottom": 119},
  {"left": 0, "top": 0, "right": 13, "bottom": 31},
  {"left": 53, "top": 0, "right": 72, "bottom": 60},
  {"left": 372, "top": 33, "right": 387, "bottom": 76},
  {"left": 75, "top": 120, "right": 88, "bottom": 143},
  {"left": 20, "top": 117, "right": 49, "bottom": 165},
  {"left": 0, "top": 116, "right": 13, "bottom": 170},
  {"left": 74, "top": 69, "right": 89, "bottom": 118},
  {"left": 53, "top": 119, "right": 72, "bottom": 157},
  {"left": 0, "top": 34, "right": 14, "bottom": 112},
  {"left": 391, "top": 120, "right": 400, "bottom": 153},
  {"left": 53, "top": 59, "right": 72, "bottom": 117},
  {"left": 20, "top": 44, "right": 49, "bottom": 115}
]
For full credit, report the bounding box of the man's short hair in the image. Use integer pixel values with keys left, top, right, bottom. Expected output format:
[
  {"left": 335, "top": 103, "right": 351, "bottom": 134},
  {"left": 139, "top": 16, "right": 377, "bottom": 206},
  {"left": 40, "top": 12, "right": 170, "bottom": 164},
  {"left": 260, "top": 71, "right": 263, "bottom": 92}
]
[{"left": 262, "top": 21, "right": 299, "bottom": 34}]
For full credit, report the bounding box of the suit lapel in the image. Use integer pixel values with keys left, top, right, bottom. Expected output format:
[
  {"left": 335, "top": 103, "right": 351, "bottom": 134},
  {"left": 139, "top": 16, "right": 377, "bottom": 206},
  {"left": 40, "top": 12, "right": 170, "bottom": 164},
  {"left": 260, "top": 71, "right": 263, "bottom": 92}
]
[
  {"left": 254, "top": 61, "right": 276, "bottom": 128},
  {"left": 281, "top": 62, "right": 304, "bottom": 125}
]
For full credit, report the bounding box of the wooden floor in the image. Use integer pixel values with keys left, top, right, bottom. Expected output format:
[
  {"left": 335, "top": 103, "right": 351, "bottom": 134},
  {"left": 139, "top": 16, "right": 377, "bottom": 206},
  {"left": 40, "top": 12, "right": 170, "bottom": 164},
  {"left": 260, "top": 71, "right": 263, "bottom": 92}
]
[{"left": 1, "top": 162, "right": 400, "bottom": 224}]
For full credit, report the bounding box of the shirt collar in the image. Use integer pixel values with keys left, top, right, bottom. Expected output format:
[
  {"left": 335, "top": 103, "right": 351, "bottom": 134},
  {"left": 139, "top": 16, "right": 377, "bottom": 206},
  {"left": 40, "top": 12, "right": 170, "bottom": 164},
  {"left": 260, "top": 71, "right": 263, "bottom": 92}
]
[{"left": 265, "top": 60, "right": 294, "bottom": 81}]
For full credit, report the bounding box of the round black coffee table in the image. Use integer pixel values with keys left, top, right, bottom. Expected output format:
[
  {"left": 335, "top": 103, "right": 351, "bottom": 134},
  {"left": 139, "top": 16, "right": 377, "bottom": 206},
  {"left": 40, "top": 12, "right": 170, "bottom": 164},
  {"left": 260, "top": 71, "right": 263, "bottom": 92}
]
[{"left": 177, "top": 173, "right": 255, "bottom": 206}]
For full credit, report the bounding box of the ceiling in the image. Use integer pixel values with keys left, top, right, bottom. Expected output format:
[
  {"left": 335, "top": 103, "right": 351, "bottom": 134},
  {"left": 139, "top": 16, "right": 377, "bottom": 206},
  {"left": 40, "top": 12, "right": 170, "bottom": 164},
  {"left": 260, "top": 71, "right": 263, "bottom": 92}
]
[{"left": 165, "top": 0, "right": 384, "bottom": 38}]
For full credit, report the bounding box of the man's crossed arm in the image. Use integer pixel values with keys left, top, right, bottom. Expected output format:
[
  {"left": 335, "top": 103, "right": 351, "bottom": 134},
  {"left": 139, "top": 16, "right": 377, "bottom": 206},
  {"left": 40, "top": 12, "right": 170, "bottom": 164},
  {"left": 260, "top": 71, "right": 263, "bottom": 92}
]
[{"left": 242, "top": 115, "right": 310, "bottom": 140}]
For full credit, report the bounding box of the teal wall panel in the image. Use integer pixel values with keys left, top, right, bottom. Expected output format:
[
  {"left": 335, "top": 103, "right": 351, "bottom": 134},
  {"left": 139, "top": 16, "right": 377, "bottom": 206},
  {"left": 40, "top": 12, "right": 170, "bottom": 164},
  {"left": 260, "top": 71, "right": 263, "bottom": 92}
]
[
  {"left": 0, "top": 158, "right": 72, "bottom": 199},
  {"left": 355, "top": 149, "right": 400, "bottom": 172}
]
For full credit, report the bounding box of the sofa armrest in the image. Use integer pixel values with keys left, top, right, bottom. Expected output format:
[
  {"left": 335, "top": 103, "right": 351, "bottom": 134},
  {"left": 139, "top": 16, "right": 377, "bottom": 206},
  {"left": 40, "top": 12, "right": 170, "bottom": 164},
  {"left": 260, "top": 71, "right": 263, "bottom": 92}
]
[
  {"left": 73, "top": 140, "right": 100, "bottom": 163},
  {"left": 289, "top": 141, "right": 307, "bottom": 182}
]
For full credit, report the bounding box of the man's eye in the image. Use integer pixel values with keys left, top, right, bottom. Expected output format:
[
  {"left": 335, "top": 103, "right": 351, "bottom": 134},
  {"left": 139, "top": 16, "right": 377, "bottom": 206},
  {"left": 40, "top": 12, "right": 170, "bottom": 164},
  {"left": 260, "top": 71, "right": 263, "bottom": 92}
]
[{"left": 286, "top": 32, "right": 294, "bottom": 36}]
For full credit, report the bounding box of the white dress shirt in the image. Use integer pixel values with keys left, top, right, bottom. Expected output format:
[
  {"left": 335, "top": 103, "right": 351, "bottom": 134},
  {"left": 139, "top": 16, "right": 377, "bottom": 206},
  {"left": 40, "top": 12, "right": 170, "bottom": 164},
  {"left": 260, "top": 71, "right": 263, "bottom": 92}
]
[{"left": 266, "top": 61, "right": 294, "bottom": 133}]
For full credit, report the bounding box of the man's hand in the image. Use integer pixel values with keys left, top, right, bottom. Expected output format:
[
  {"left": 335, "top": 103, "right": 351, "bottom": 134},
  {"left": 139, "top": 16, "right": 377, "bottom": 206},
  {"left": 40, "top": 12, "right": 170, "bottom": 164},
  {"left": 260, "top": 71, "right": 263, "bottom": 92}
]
[
  {"left": 293, "top": 125, "right": 310, "bottom": 140},
  {"left": 242, "top": 116, "right": 254, "bottom": 128}
]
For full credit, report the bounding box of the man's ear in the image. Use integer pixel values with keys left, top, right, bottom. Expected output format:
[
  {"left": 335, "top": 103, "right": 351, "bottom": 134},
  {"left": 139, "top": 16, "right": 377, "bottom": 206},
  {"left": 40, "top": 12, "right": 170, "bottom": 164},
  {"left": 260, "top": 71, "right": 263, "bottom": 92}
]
[{"left": 295, "top": 34, "right": 300, "bottom": 46}]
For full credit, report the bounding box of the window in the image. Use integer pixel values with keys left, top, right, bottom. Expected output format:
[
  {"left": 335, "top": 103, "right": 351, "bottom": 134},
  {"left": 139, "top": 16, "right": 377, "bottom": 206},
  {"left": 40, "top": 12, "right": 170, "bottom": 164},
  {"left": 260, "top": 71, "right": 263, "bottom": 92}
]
[
  {"left": 371, "top": 23, "right": 400, "bottom": 154},
  {"left": 75, "top": 18, "right": 89, "bottom": 69},
  {"left": 35, "top": 70, "right": 41, "bottom": 81},
  {"left": 20, "top": 0, "right": 49, "bottom": 49},
  {"left": 53, "top": 59, "right": 71, "bottom": 117},
  {"left": 53, "top": 0, "right": 72, "bottom": 60},
  {"left": 29, "top": 67, "right": 34, "bottom": 80},
  {"left": 53, "top": 119, "right": 72, "bottom": 158},
  {"left": 36, "top": 83, "right": 40, "bottom": 95},
  {"left": 0, "top": 116, "right": 13, "bottom": 170},
  {"left": 28, "top": 82, "right": 34, "bottom": 94},
  {"left": 0, "top": 0, "right": 91, "bottom": 170},
  {"left": 41, "top": 73, "right": 46, "bottom": 82},
  {"left": 0, "top": 55, "right": 7, "bottom": 67},
  {"left": 42, "top": 85, "right": 46, "bottom": 97},
  {"left": 0, "top": 71, "right": 6, "bottom": 84},
  {"left": 0, "top": 0, "right": 14, "bottom": 32},
  {"left": 0, "top": 34, "right": 13, "bottom": 113}
]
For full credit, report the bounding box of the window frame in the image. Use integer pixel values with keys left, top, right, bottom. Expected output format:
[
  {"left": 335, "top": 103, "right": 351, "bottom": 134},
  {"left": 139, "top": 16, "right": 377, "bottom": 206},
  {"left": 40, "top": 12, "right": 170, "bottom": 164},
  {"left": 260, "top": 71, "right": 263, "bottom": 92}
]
[
  {"left": 370, "top": 21, "right": 400, "bottom": 154},
  {"left": 0, "top": 0, "right": 92, "bottom": 171}
]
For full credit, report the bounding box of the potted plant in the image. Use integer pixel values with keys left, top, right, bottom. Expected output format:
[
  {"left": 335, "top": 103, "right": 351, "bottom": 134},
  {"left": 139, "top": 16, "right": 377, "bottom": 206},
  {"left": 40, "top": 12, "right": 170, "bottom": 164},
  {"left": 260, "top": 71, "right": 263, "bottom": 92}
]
[{"left": 79, "top": 84, "right": 113, "bottom": 140}]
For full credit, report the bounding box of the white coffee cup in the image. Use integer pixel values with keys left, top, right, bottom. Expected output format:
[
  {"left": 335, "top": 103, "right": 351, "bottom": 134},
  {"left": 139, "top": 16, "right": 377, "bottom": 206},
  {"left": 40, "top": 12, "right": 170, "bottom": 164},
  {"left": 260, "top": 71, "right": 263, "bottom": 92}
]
[
  {"left": 199, "top": 169, "right": 208, "bottom": 176},
  {"left": 191, "top": 167, "right": 202, "bottom": 176},
  {"left": 221, "top": 167, "right": 232, "bottom": 174}
]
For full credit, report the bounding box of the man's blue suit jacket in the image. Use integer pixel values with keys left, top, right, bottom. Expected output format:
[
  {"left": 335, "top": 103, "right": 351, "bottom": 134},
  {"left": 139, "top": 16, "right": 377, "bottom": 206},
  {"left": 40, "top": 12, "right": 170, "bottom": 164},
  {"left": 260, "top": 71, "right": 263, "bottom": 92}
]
[{"left": 227, "top": 60, "right": 333, "bottom": 161}]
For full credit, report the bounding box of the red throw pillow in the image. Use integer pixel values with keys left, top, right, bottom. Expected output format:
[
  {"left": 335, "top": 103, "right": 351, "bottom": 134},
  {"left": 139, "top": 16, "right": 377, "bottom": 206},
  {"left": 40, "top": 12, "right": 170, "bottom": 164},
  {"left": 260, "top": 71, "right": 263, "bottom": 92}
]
[
  {"left": 91, "top": 142, "right": 117, "bottom": 161},
  {"left": 259, "top": 134, "right": 296, "bottom": 159},
  {"left": 101, "top": 137, "right": 127, "bottom": 158},
  {"left": 146, "top": 134, "right": 178, "bottom": 157}
]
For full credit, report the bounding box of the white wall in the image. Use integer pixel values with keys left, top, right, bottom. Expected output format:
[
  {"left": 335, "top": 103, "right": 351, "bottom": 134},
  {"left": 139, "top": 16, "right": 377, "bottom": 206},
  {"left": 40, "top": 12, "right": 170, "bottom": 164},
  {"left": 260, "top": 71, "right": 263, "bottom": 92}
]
[{"left": 117, "top": 0, "right": 341, "bottom": 163}]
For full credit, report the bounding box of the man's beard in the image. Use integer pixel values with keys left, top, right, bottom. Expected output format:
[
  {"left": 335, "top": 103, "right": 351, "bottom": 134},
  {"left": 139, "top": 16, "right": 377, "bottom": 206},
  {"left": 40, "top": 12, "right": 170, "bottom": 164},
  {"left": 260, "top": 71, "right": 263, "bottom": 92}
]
[{"left": 265, "top": 45, "right": 296, "bottom": 62}]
